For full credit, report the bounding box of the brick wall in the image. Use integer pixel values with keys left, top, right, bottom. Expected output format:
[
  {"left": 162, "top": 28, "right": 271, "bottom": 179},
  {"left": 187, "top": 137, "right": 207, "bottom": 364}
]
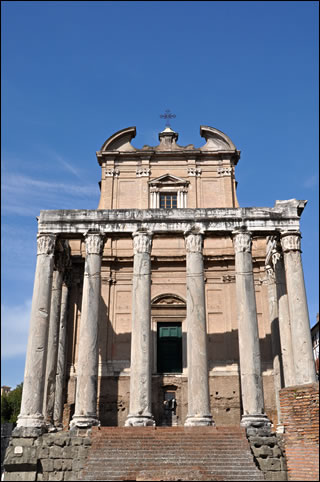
[{"left": 279, "top": 383, "right": 319, "bottom": 481}]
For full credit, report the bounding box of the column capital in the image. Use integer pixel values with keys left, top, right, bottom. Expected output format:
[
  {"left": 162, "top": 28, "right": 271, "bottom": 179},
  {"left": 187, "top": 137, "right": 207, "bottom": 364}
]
[
  {"left": 132, "top": 230, "right": 153, "bottom": 254},
  {"left": 184, "top": 232, "right": 203, "bottom": 253},
  {"left": 37, "top": 234, "right": 56, "bottom": 255},
  {"left": 271, "top": 249, "right": 282, "bottom": 268},
  {"left": 280, "top": 231, "right": 301, "bottom": 253},
  {"left": 84, "top": 232, "right": 104, "bottom": 256},
  {"left": 232, "top": 231, "right": 252, "bottom": 253}
]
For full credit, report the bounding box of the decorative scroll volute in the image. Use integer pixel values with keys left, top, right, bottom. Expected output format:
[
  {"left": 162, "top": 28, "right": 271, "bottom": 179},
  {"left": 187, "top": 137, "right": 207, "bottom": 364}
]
[
  {"left": 265, "top": 264, "right": 276, "bottom": 283},
  {"left": 185, "top": 233, "right": 203, "bottom": 254},
  {"left": 132, "top": 231, "right": 153, "bottom": 255},
  {"left": 37, "top": 234, "right": 56, "bottom": 255},
  {"left": 280, "top": 232, "right": 301, "bottom": 253},
  {"left": 85, "top": 233, "right": 104, "bottom": 256},
  {"left": 232, "top": 232, "right": 252, "bottom": 254},
  {"left": 271, "top": 249, "right": 282, "bottom": 268}
]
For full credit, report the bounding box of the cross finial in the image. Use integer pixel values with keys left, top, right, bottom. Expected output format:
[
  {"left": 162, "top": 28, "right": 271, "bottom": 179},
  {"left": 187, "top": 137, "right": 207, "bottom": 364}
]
[{"left": 160, "top": 109, "right": 176, "bottom": 128}]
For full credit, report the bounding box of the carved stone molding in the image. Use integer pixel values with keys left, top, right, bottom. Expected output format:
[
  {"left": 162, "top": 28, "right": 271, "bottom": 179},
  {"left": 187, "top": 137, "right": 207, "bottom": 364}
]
[
  {"left": 222, "top": 274, "right": 236, "bottom": 283},
  {"left": 265, "top": 265, "right": 275, "bottom": 283},
  {"left": 132, "top": 231, "right": 153, "bottom": 254},
  {"left": 84, "top": 233, "right": 104, "bottom": 256},
  {"left": 217, "top": 167, "right": 232, "bottom": 176},
  {"left": 232, "top": 231, "right": 252, "bottom": 253},
  {"left": 37, "top": 234, "right": 56, "bottom": 255},
  {"left": 136, "top": 168, "right": 150, "bottom": 177},
  {"left": 185, "top": 233, "right": 203, "bottom": 253},
  {"left": 280, "top": 232, "right": 301, "bottom": 253},
  {"left": 188, "top": 167, "right": 202, "bottom": 177},
  {"left": 271, "top": 249, "right": 282, "bottom": 268},
  {"left": 105, "top": 168, "right": 120, "bottom": 178}
]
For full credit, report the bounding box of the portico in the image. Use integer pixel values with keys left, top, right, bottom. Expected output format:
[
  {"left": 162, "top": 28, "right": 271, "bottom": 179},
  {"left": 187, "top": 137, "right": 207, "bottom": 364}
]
[{"left": 14, "top": 126, "right": 316, "bottom": 436}]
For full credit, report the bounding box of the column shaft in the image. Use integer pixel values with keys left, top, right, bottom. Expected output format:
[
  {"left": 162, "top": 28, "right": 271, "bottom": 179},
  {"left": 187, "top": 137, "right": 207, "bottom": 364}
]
[
  {"left": 233, "top": 231, "right": 270, "bottom": 430},
  {"left": 53, "top": 280, "right": 69, "bottom": 428},
  {"left": 184, "top": 232, "right": 212, "bottom": 426},
  {"left": 125, "top": 231, "right": 154, "bottom": 426},
  {"left": 265, "top": 265, "right": 283, "bottom": 426},
  {"left": 71, "top": 233, "right": 104, "bottom": 428},
  {"left": 43, "top": 268, "right": 64, "bottom": 426},
  {"left": 281, "top": 232, "right": 316, "bottom": 384},
  {"left": 15, "top": 234, "right": 56, "bottom": 434},
  {"left": 272, "top": 251, "right": 295, "bottom": 387}
]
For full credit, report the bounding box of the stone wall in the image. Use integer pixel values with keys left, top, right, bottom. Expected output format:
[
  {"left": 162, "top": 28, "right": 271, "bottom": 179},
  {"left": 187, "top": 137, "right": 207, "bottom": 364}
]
[
  {"left": 1, "top": 423, "right": 13, "bottom": 474},
  {"left": 3, "top": 430, "right": 91, "bottom": 481},
  {"left": 279, "top": 383, "right": 319, "bottom": 481}
]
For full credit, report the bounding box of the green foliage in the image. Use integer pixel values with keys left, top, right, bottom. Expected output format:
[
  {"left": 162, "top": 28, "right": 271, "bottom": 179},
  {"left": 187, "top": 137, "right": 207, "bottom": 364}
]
[{"left": 1, "top": 383, "right": 23, "bottom": 424}]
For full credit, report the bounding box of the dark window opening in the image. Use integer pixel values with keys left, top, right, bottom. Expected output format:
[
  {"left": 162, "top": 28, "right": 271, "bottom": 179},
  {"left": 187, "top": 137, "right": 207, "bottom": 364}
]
[
  {"left": 157, "top": 322, "right": 182, "bottom": 373},
  {"left": 160, "top": 193, "right": 177, "bottom": 209}
]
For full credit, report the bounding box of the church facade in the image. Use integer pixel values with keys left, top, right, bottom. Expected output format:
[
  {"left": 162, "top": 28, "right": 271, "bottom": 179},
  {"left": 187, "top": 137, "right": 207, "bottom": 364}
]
[{"left": 15, "top": 125, "right": 316, "bottom": 435}]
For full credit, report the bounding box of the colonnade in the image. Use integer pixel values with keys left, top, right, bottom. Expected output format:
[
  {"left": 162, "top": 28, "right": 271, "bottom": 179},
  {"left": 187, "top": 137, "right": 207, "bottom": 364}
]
[{"left": 15, "top": 228, "right": 316, "bottom": 434}]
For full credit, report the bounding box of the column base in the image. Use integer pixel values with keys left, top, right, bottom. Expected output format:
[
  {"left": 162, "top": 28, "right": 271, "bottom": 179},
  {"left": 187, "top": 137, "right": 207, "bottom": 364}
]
[
  {"left": 184, "top": 415, "right": 213, "bottom": 427},
  {"left": 70, "top": 415, "right": 100, "bottom": 429},
  {"left": 241, "top": 414, "right": 271, "bottom": 435},
  {"left": 14, "top": 414, "right": 47, "bottom": 437},
  {"left": 125, "top": 414, "right": 155, "bottom": 427}
]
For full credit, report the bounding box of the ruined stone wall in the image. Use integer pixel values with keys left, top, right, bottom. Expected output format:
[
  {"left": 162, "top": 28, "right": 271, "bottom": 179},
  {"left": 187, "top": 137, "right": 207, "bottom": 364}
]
[
  {"left": 279, "top": 383, "right": 319, "bottom": 481},
  {"left": 3, "top": 431, "right": 91, "bottom": 481}
]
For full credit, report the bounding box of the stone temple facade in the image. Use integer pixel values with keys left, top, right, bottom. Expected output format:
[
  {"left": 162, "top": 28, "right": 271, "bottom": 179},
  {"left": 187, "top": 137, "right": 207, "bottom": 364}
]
[{"left": 14, "top": 125, "right": 316, "bottom": 436}]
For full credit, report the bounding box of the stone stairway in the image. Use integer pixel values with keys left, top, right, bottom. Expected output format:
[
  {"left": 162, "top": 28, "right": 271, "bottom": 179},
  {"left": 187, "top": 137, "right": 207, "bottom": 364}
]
[{"left": 79, "top": 426, "right": 264, "bottom": 481}]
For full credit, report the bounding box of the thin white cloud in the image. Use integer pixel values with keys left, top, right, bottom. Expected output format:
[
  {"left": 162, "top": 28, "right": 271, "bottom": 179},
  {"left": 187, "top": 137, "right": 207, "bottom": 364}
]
[
  {"left": 303, "top": 175, "right": 318, "bottom": 189},
  {"left": 43, "top": 149, "right": 83, "bottom": 179},
  {"left": 1, "top": 300, "right": 31, "bottom": 358},
  {"left": 3, "top": 173, "right": 98, "bottom": 196}
]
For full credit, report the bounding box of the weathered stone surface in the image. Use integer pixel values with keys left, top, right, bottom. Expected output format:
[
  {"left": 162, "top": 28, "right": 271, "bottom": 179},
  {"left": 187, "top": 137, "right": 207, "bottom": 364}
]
[
  {"left": 16, "top": 234, "right": 56, "bottom": 432},
  {"left": 258, "top": 457, "right": 281, "bottom": 471},
  {"left": 264, "top": 471, "right": 287, "bottom": 481},
  {"left": 281, "top": 232, "right": 316, "bottom": 385},
  {"left": 48, "top": 472, "right": 64, "bottom": 481},
  {"left": 41, "top": 459, "right": 54, "bottom": 472},
  {"left": 125, "top": 231, "right": 154, "bottom": 427},
  {"left": 4, "top": 445, "right": 37, "bottom": 470},
  {"left": 184, "top": 231, "right": 212, "bottom": 426},
  {"left": 71, "top": 234, "right": 104, "bottom": 428},
  {"left": 3, "top": 471, "right": 37, "bottom": 481}
]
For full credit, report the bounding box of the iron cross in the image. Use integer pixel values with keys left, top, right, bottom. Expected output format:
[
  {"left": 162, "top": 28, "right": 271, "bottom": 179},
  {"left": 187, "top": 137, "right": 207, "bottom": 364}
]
[{"left": 160, "top": 109, "right": 176, "bottom": 128}]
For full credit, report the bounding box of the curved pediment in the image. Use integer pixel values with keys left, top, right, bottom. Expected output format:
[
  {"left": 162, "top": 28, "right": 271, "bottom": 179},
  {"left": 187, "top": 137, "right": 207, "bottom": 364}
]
[
  {"left": 152, "top": 294, "right": 186, "bottom": 306},
  {"left": 200, "top": 126, "right": 236, "bottom": 151},
  {"left": 100, "top": 127, "right": 137, "bottom": 152}
]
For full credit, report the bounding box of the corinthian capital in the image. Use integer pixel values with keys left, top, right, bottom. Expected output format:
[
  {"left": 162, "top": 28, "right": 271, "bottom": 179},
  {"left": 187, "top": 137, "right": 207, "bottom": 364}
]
[
  {"left": 132, "top": 231, "right": 153, "bottom": 255},
  {"left": 37, "top": 234, "right": 56, "bottom": 255},
  {"left": 232, "top": 231, "right": 252, "bottom": 254},
  {"left": 85, "top": 233, "right": 104, "bottom": 255},
  {"left": 280, "top": 232, "right": 301, "bottom": 253},
  {"left": 185, "top": 233, "right": 203, "bottom": 254}
]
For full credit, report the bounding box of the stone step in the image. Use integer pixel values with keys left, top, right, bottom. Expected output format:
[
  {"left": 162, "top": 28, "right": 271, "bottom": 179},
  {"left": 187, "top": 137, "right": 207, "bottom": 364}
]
[{"left": 79, "top": 426, "right": 264, "bottom": 481}]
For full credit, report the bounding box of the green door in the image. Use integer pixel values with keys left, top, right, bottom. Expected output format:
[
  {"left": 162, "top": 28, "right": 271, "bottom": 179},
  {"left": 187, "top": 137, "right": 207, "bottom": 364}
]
[{"left": 157, "top": 322, "right": 182, "bottom": 373}]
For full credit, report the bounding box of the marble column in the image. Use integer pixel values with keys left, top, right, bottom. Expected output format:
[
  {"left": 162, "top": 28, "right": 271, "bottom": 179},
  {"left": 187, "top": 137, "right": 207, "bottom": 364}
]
[
  {"left": 265, "top": 264, "right": 283, "bottom": 426},
  {"left": 15, "top": 234, "right": 56, "bottom": 434},
  {"left": 43, "top": 258, "right": 64, "bottom": 428},
  {"left": 232, "top": 231, "right": 270, "bottom": 430},
  {"left": 184, "top": 231, "right": 212, "bottom": 426},
  {"left": 281, "top": 232, "right": 316, "bottom": 384},
  {"left": 70, "top": 233, "right": 104, "bottom": 428},
  {"left": 272, "top": 249, "right": 296, "bottom": 387},
  {"left": 53, "top": 274, "right": 70, "bottom": 429},
  {"left": 125, "top": 230, "right": 155, "bottom": 426}
]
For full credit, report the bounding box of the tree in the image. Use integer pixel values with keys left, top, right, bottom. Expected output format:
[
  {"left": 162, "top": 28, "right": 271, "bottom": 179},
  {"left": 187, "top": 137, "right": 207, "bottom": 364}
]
[{"left": 1, "top": 383, "right": 23, "bottom": 424}]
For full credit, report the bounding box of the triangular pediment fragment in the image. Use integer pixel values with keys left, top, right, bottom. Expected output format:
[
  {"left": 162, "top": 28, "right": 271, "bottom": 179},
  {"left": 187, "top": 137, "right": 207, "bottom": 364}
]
[{"left": 149, "top": 173, "right": 189, "bottom": 186}]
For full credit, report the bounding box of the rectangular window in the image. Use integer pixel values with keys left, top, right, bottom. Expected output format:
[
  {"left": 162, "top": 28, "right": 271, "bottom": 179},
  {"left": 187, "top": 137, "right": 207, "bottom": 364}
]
[
  {"left": 157, "top": 322, "right": 182, "bottom": 373},
  {"left": 160, "top": 193, "right": 177, "bottom": 209}
]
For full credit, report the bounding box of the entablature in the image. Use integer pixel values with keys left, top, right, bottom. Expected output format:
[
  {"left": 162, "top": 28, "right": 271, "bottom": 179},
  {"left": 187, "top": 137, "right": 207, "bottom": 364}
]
[{"left": 38, "top": 199, "right": 305, "bottom": 236}]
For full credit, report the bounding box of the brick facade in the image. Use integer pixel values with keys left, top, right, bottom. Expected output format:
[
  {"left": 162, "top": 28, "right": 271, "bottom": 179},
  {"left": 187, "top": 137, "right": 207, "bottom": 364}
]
[{"left": 279, "top": 383, "right": 319, "bottom": 481}]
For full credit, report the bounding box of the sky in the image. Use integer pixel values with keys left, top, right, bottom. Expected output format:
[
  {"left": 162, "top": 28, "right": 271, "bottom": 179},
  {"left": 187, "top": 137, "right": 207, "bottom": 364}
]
[{"left": 1, "top": 1, "right": 319, "bottom": 389}]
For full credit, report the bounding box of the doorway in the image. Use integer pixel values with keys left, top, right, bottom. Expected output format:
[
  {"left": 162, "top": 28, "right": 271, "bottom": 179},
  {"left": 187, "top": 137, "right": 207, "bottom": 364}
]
[{"left": 157, "top": 322, "right": 182, "bottom": 373}]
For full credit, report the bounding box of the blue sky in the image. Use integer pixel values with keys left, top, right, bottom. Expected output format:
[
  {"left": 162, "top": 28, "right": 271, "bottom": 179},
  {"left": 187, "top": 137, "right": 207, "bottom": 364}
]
[{"left": 1, "top": 1, "right": 319, "bottom": 389}]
